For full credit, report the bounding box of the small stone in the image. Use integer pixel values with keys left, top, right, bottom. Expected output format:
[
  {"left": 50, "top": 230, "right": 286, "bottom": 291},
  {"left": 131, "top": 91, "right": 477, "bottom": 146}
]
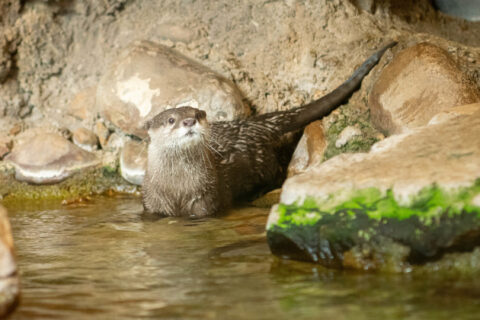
[
  {"left": 105, "top": 132, "right": 125, "bottom": 152},
  {"left": 120, "top": 140, "right": 147, "bottom": 185},
  {"left": 287, "top": 120, "right": 327, "bottom": 177},
  {"left": 334, "top": 125, "right": 362, "bottom": 148},
  {"left": 72, "top": 127, "right": 98, "bottom": 152},
  {"left": 0, "top": 205, "right": 19, "bottom": 318},
  {"left": 251, "top": 189, "right": 282, "bottom": 208},
  {"left": 96, "top": 40, "right": 249, "bottom": 138},
  {"left": 6, "top": 132, "right": 99, "bottom": 184},
  {"left": 370, "top": 43, "right": 480, "bottom": 135},
  {"left": 94, "top": 120, "right": 110, "bottom": 148}
]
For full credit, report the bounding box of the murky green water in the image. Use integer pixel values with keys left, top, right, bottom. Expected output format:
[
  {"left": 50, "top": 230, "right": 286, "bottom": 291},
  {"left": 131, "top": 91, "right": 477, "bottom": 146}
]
[{"left": 4, "top": 195, "right": 480, "bottom": 319}]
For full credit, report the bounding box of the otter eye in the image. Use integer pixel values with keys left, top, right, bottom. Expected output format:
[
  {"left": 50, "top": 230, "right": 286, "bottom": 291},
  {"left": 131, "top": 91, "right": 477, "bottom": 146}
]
[{"left": 168, "top": 117, "right": 175, "bottom": 124}]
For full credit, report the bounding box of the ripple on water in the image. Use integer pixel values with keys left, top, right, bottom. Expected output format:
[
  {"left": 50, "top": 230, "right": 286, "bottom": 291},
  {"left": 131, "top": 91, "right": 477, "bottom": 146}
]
[{"left": 5, "top": 196, "right": 480, "bottom": 319}]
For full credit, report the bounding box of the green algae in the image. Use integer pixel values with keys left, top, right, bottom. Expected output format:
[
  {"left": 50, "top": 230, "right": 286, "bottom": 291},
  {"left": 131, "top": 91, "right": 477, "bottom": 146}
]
[
  {"left": 268, "top": 180, "right": 480, "bottom": 269},
  {"left": 273, "top": 181, "right": 480, "bottom": 229},
  {"left": 323, "top": 105, "right": 382, "bottom": 160},
  {"left": 0, "top": 167, "right": 138, "bottom": 204}
]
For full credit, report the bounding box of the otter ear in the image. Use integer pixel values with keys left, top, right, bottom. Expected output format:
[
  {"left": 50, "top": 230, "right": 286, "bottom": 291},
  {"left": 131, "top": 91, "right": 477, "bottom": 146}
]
[{"left": 143, "top": 119, "right": 153, "bottom": 130}]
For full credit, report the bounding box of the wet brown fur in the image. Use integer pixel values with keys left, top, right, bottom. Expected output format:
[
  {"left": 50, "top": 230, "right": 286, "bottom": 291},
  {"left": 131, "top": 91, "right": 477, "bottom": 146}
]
[{"left": 142, "top": 42, "right": 396, "bottom": 217}]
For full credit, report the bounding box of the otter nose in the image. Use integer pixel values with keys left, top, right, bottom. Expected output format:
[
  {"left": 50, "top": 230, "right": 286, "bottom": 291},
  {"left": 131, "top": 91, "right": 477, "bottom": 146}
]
[{"left": 183, "top": 118, "right": 196, "bottom": 127}]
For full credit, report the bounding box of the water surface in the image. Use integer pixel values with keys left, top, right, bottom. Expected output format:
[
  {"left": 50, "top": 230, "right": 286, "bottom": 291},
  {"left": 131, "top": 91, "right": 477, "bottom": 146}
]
[{"left": 6, "top": 195, "right": 480, "bottom": 319}]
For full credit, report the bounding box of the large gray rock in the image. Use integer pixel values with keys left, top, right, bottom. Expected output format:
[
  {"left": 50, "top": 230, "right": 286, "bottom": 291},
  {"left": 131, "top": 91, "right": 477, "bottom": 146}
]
[
  {"left": 6, "top": 131, "right": 99, "bottom": 184},
  {"left": 370, "top": 43, "right": 480, "bottom": 135},
  {"left": 267, "top": 104, "right": 480, "bottom": 271},
  {"left": 97, "top": 40, "right": 250, "bottom": 138},
  {"left": 0, "top": 205, "right": 19, "bottom": 317}
]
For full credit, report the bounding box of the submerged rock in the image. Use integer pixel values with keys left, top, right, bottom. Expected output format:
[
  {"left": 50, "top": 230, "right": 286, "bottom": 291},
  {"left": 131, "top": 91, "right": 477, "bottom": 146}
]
[
  {"left": 119, "top": 140, "right": 147, "bottom": 185},
  {"left": 6, "top": 132, "right": 99, "bottom": 184},
  {"left": 0, "top": 205, "right": 19, "bottom": 317},
  {"left": 267, "top": 105, "right": 480, "bottom": 271},
  {"left": 97, "top": 40, "right": 249, "bottom": 138},
  {"left": 370, "top": 43, "right": 480, "bottom": 135}
]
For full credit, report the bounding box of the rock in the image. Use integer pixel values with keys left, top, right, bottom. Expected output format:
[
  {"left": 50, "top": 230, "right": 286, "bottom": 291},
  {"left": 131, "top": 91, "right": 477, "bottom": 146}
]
[
  {"left": 0, "top": 137, "right": 11, "bottom": 160},
  {"left": 104, "top": 132, "right": 125, "bottom": 152},
  {"left": 433, "top": 0, "right": 480, "bottom": 22},
  {"left": 287, "top": 121, "right": 327, "bottom": 177},
  {"left": 8, "top": 123, "right": 22, "bottom": 136},
  {"left": 119, "top": 140, "right": 147, "bottom": 185},
  {"left": 94, "top": 120, "right": 110, "bottom": 149},
  {"left": 428, "top": 103, "right": 480, "bottom": 125},
  {"left": 350, "top": 0, "right": 375, "bottom": 13},
  {"left": 16, "top": 8, "right": 68, "bottom": 83},
  {"left": 69, "top": 86, "right": 97, "bottom": 122},
  {"left": 267, "top": 105, "right": 480, "bottom": 271},
  {"left": 72, "top": 127, "right": 98, "bottom": 152},
  {"left": 370, "top": 43, "right": 480, "bottom": 135},
  {"left": 334, "top": 125, "right": 362, "bottom": 148},
  {"left": 96, "top": 40, "right": 249, "bottom": 138},
  {"left": 0, "top": 205, "right": 19, "bottom": 317},
  {"left": 6, "top": 131, "right": 99, "bottom": 184},
  {"left": 251, "top": 189, "right": 282, "bottom": 208}
]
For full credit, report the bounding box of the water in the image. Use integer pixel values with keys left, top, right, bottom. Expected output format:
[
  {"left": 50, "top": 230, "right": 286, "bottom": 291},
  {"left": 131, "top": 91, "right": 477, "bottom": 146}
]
[{"left": 5, "top": 195, "right": 480, "bottom": 319}]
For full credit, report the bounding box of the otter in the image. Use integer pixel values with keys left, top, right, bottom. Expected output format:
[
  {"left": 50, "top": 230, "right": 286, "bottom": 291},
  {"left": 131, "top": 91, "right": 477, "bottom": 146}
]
[{"left": 142, "top": 42, "right": 396, "bottom": 217}]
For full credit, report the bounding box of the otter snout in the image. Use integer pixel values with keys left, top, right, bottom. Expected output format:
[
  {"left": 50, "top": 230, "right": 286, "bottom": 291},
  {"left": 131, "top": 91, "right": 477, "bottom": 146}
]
[{"left": 183, "top": 118, "right": 196, "bottom": 127}]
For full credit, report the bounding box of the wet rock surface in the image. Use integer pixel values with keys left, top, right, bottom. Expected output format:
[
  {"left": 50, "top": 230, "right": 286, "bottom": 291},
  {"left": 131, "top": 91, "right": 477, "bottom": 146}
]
[
  {"left": 0, "top": 205, "right": 19, "bottom": 317},
  {"left": 97, "top": 40, "right": 249, "bottom": 138},
  {"left": 370, "top": 43, "right": 480, "bottom": 135},
  {"left": 6, "top": 131, "right": 99, "bottom": 184},
  {"left": 267, "top": 105, "right": 480, "bottom": 271}
]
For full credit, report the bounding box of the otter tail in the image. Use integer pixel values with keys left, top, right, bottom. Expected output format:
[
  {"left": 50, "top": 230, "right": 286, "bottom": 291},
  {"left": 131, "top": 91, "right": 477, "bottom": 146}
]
[{"left": 256, "top": 41, "right": 397, "bottom": 133}]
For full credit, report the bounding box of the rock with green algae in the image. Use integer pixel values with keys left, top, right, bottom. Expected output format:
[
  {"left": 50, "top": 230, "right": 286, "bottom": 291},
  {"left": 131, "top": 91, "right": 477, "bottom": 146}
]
[
  {"left": 267, "top": 183, "right": 480, "bottom": 272},
  {"left": 267, "top": 105, "right": 480, "bottom": 272},
  {"left": 0, "top": 166, "right": 139, "bottom": 203}
]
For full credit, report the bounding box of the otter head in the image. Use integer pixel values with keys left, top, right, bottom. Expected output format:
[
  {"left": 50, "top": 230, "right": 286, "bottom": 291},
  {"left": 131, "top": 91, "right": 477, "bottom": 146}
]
[{"left": 144, "top": 106, "right": 209, "bottom": 149}]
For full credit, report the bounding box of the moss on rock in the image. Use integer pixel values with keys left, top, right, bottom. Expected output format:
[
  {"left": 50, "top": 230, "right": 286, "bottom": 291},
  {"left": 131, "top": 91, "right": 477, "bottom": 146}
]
[
  {"left": 0, "top": 166, "right": 139, "bottom": 205},
  {"left": 267, "top": 180, "right": 480, "bottom": 271},
  {"left": 323, "top": 105, "right": 382, "bottom": 160}
]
